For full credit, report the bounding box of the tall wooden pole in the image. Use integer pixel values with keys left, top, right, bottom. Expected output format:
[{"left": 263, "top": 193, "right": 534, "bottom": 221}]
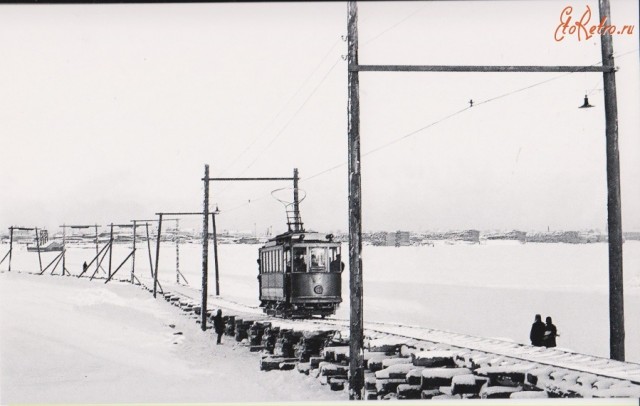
[
  {"left": 202, "top": 165, "right": 210, "bottom": 331},
  {"left": 347, "top": 0, "right": 364, "bottom": 400},
  {"left": 293, "top": 168, "right": 301, "bottom": 232},
  {"left": 598, "top": 0, "right": 624, "bottom": 361},
  {"left": 176, "top": 219, "right": 180, "bottom": 284},
  {"left": 35, "top": 228, "right": 43, "bottom": 274},
  {"left": 146, "top": 223, "right": 154, "bottom": 278},
  {"left": 212, "top": 212, "right": 220, "bottom": 296},
  {"left": 95, "top": 225, "right": 100, "bottom": 275},
  {"left": 61, "top": 225, "right": 66, "bottom": 276},
  {"left": 108, "top": 223, "right": 114, "bottom": 279},
  {"left": 8, "top": 227, "right": 14, "bottom": 272},
  {"left": 131, "top": 221, "right": 137, "bottom": 284},
  {"left": 153, "top": 214, "right": 163, "bottom": 298}
]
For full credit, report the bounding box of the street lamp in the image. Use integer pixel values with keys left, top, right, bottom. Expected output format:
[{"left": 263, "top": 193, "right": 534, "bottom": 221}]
[{"left": 212, "top": 205, "right": 221, "bottom": 296}]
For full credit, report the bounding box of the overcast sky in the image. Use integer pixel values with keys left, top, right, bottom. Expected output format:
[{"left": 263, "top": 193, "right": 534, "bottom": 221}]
[{"left": 0, "top": 1, "right": 638, "bottom": 236}]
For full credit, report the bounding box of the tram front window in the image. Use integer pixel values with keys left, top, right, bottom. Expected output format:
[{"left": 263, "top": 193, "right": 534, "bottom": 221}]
[
  {"left": 310, "top": 247, "right": 327, "bottom": 271},
  {"left": 293, "top": 247, "right": 307, "bottom": 273},
  {"left": 329, "top": 247, "right": 343, "bottom": 273}
]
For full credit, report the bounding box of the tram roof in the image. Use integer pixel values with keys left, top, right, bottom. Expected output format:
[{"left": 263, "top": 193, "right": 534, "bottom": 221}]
[{"left": 264, "top": 230, "right": 337, "bottom": 246}]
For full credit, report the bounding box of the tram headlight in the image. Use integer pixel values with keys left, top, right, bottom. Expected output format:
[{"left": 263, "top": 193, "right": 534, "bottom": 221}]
[{"left": 314, "top": 285, "right": 324, "bottom": 294}]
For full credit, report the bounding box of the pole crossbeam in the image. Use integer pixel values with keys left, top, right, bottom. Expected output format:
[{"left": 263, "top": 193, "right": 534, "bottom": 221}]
[
  {"left": 205, "top": 177, "right": 295, "bottom": 181},
  {"left": 353, "top": 64, "right": 614, "bottom": 73},
  {"left": 155, "top": 212, "right": 202, "bottom": 216}
]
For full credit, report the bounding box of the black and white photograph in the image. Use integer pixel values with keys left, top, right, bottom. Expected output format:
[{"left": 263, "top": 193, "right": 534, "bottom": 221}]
[{"left": 0, "top": 0, "right": 639, "bottom": 403}]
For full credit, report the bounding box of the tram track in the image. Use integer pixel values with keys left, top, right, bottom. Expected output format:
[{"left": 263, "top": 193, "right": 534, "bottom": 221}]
[{"left": 162, "top": 281, "right": 640, "bottom": 385}]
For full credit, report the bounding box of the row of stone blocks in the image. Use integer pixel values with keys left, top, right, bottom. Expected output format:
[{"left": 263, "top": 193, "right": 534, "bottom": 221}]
[
  {"left": 262, "top": 332, "right": 640, "bottom": 400},
  {"left": 156, "top": 295, "right": 640, "bottom": 399}
]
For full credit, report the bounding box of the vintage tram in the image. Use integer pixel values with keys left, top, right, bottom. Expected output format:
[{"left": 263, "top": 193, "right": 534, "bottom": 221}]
[
  {"left": 258, "top": 230, "right": 343, "bottom": 318},
  {"left": 257, "top": 171, "right": 343, "bottom": 318}
]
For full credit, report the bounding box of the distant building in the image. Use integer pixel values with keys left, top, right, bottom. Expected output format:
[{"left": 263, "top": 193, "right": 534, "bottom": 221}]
[
  {"left": 384, "top": 231, "right": 411, "bottom": 247},
  {"left": 484, "top": 230, "right": 526, "bottom": 242}
]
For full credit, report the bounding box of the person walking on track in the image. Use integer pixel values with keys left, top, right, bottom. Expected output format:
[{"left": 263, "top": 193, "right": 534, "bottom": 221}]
[{"left": 212, "top": 309, "right": 225, "bottom": 345}]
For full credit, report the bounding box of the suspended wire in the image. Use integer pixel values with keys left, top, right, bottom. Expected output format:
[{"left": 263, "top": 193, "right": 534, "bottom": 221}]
[
  {"left": 233, "top": 57, "right": 342, "bottom": 178},
  {"left": 216, "top": 47, "right": 640, "bottom": 215},
  {"left": 217, "top": 38, "right": 342, "bottom": 178},
  {"left": 360, "top": 3, "right": 428, "bottom": 48},
  {"left": 215, "top": 4, "right": 432, "bottom": 203}
]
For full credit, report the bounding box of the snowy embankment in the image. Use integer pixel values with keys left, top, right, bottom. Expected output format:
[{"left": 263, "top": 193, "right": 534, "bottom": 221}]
[{"left": 0, "top": 271, "right": 344, "bottom": 404}]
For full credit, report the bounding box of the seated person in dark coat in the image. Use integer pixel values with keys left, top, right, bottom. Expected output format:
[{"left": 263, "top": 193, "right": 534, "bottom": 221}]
[
  {"left": 529, "top": 314, "right": 545, "bottom": 347},
  {"left": 543, "top": 316, "right": 559, "bottom": 348}
]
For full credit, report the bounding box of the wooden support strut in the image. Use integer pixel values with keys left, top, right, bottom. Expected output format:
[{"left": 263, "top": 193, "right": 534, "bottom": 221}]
[
  {"left": 0, "top": 247, "right": 10, "bottom": 266},
  {"left": 105, "top": 249, "right": 136, "bottom": 284},
  {"left": 78, "top": 242, "right": 111, "bottom": 278},
  {"left": 40, "top": 250, "right": 64, "bottom": 275},
  {"left": 49, "top": 250, "right": 65, "bottom": 276},
  {"left": 90, "top": 243, "right": 112, "bottom": 281}
]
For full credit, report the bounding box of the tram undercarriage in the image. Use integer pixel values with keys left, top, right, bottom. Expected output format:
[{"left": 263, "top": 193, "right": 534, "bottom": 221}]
[{"left": 260, "top": 300, "right": 337, "bottom": 318}]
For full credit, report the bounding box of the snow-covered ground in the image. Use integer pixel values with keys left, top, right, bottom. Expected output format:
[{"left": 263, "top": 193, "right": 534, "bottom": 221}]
[
  {"left": 0, "top": 241, "right": 640, "bottom": 401},
  {"left": 0, "top": 270, "right": 345, "bottom": 403}
]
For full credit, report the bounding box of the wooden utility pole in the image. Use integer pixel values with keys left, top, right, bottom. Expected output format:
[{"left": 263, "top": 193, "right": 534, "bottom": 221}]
[
  {"left": 108, "top": 223, "right": 114, "bottom": 279},
  {"left": 212, "top": 212, "right": 220, "bottom": 296},
  {"left": 145, "top": 223, "right": 154, "bottom": 278},
  {"left": 599, "top": 0, "right": 624, "bottom": 361},
  {"left": 202, "top": 164, "right": 210, "bottom": 331},
  {"left": 153, "top": 214, "right": 163, "bottom": 298},
  {"left": 292, "top": 168, "right": 301, "bottom": 231},
  {"left": 61, "top": 224, "right": 66, "bottom": 276},
  {"left": 131, "top": 221, "right": 137, "bottom": 284},
  {"left": 175, "top": 219, "right": 180, "bottom": 284},
  {"left": 95, "top": 225, "right": 101, "bottom": 275},
  {"left": 8, "top": 227, "right": 14, "bottom": 272},
  {"left": 35, "top": 228, "right": 43, "bottom": 274},
  {"left": 347, "top": 0, "right": 364, "bottom": 399}
]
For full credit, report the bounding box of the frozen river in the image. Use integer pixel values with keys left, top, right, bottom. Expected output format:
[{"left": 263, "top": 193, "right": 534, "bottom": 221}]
[{"left": 4, "top": 240, "right": 640, "bottom": 362}]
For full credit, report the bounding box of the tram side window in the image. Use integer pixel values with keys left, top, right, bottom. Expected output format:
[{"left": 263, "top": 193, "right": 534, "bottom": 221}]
[
  {"left": 329, "top": 247, "right": 344, "bottom": 273},
  {"left": 264, "top": 252, "right": 268, "bottom": 273},
  {"left": 310, "top": 247, "right": 327, "bottom": 272},
  {"left": 284, "top": 249, "right": 291, "bottom": 273},
  {"left": 293, "top": 247, "right": 307, "bottom": 273}
]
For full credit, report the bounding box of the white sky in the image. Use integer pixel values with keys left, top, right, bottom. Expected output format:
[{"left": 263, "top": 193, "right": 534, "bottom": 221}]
[{"left": 0, "top": 1, "right": 638, "bottom": 235}]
